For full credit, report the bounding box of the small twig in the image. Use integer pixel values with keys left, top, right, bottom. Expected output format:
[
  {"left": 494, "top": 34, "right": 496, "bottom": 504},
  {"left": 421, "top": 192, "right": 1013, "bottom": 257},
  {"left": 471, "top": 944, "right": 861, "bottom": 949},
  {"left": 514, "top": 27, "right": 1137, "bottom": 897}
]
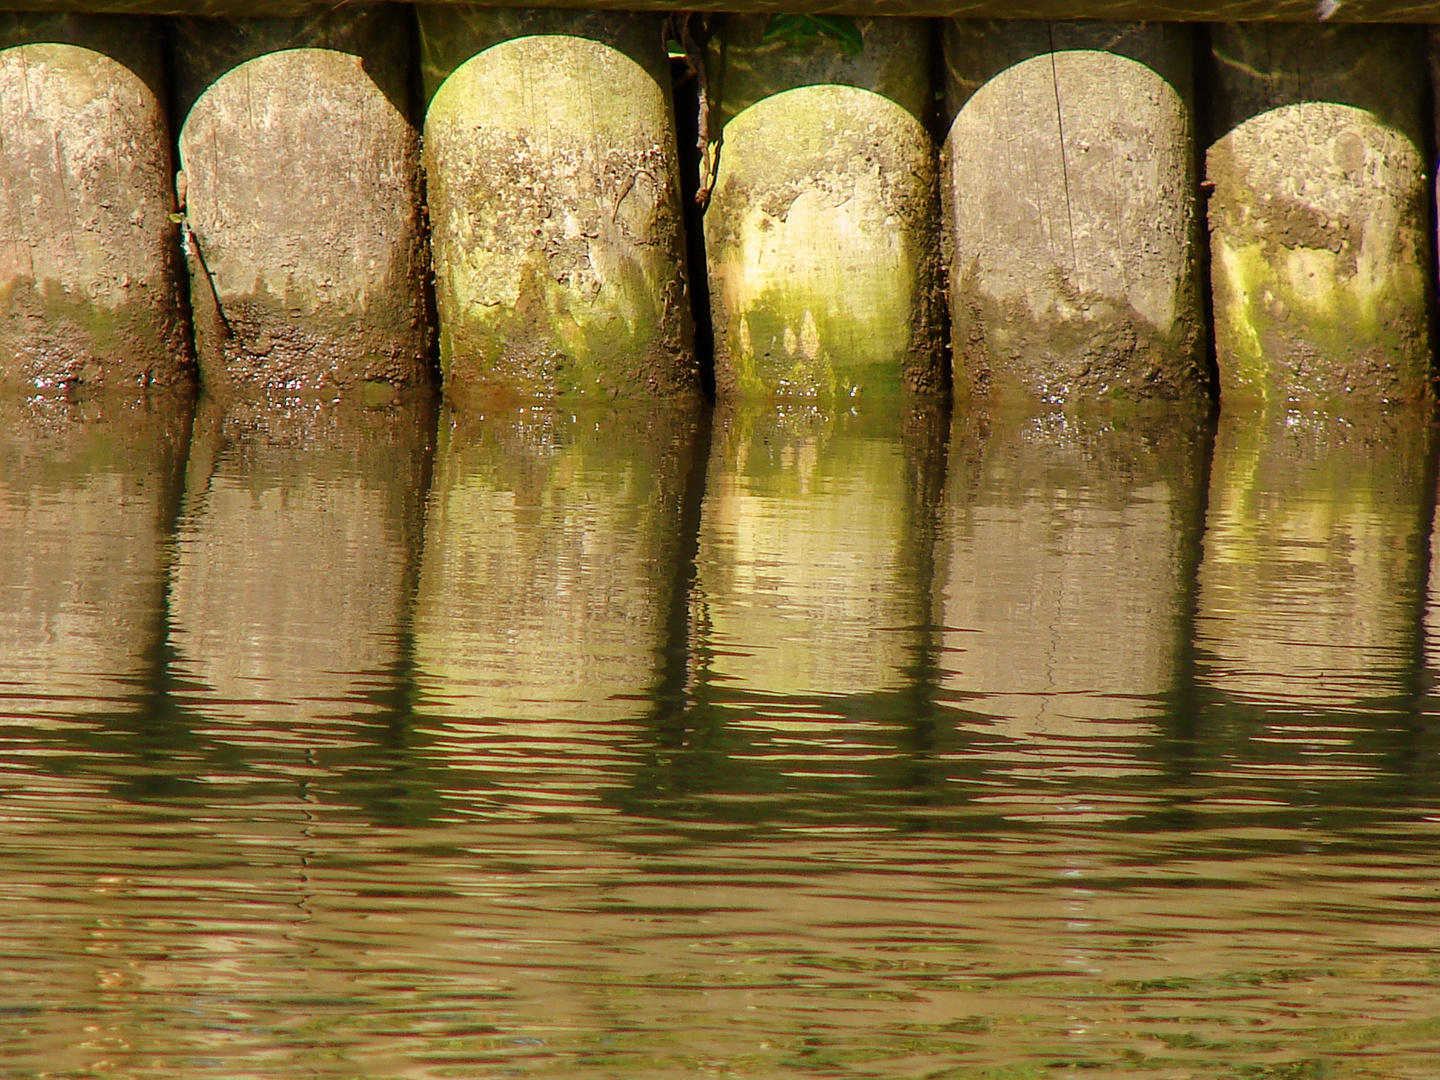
[
  {"left": 175, "top": 171, "right": 232, "bottom": 343},
  {"left": 677, "top": 14, "right": 720, "bottom": 209}
]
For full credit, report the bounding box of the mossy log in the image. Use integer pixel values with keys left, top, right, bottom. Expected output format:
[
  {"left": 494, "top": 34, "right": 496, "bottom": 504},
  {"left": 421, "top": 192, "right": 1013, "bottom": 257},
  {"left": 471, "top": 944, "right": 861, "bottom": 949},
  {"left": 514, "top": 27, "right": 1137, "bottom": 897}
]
[
  {"left": 0, "top": 16, "right": 190, "bottom": 390},
  {"left": 943, "top": 21, "right": 1207, "bottom": 405},
  {"left": 171, "top": 5, "right": 431, "bottom": 392},
  {"left": 1205, "top": 25, "right": 1432, "bottom": 405},
  {"left": 419, "top": 7, "right": 697, "bottom": 402},
  {"left": 1196, "top": 404, "right": 1432, "bottom": 710},
  {"left": 704, "top": 15, "right": 944, "bottom": 400},
  {"left": 167, "top": 390, "right": 433, "bottom": 724}
]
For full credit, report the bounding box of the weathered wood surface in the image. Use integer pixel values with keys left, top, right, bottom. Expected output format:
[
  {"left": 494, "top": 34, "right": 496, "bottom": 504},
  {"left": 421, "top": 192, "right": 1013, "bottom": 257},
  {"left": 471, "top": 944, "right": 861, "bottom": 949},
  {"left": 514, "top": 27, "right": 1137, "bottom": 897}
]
[
  {"left": 943, "top": 20, "right": 1209, "bottom": 405},
  {"left": 0, "top": 14, "right": 191, "bottom": 389},
  {"left": 420, "top": 6, "right": 697, "bottom": 402},
  {"left": 0, "top": 0, "right": 1432, "bottom": 22},
  {"left": 172, "top": 6, "right": 431, "bottom": 392},
  {"left": 705, "top": 15, "right": 944, "bottom": 399},
  {"left": 1205, "top": 24, "right": 1431, "bottom": 404}
]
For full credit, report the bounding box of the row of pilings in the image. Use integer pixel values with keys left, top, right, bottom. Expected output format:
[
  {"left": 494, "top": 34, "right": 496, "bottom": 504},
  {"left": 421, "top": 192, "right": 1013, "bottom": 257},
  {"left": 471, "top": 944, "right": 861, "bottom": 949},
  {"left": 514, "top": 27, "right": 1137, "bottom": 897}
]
[{"left": 0, "top": 7, "right": 1435, "bottom": 407}]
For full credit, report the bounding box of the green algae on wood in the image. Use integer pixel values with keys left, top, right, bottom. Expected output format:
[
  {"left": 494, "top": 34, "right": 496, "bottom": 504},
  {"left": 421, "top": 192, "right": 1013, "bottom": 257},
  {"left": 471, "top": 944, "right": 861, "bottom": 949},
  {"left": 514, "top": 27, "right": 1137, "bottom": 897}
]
[
  {"left": 171, "top": 5, "right": 431, "bottom": 393},
  {"left": 1205, "top": 25, "right": 1432, "bottom": 405},
  {"left": 704, "top": 15, "right": 944, "bottom": 401},
  {"left": 943, "top": 21, "right": 1208, "bottom": 406},
  {"left": 419, "top": 7, "right": 697, "bottom": 403},
  {"left": 0, "top": 16, "right": 190, "bottom": 390}
]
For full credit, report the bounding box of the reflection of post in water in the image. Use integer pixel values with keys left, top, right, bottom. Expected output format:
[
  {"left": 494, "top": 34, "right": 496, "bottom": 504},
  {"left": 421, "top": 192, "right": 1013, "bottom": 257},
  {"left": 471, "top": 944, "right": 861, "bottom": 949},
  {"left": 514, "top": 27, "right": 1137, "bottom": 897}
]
[
  {"left": 1414, "top": 463, "right": 1440, "bottom": 793},
  {"left": 412, "top": 404, "right": 702, "bottom": 815},
  {"left": 620, "top": 401, "right": 952, "bottom": 823},
  {"left": 693, "top": 402, "right": 944, "bottom": 712},
  {"left": 167, "top": 392, "right": 433, "bottom": 732},
  {"left": 0, "top": 391, "right": 190, "bottom": 718},
  {"left": 940, "top": 406, "right": 1210, "bottom": 766},
  {"left": 1197, "top": 407, "right": 1433, "bottom": 720}
]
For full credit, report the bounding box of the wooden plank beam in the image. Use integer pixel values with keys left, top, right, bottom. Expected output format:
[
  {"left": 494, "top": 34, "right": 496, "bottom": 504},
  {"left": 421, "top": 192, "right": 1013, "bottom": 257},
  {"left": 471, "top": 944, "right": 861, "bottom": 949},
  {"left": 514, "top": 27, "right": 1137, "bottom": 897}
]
[{"left": 0, "top": 1, "right": 1430, "bottom": 25}]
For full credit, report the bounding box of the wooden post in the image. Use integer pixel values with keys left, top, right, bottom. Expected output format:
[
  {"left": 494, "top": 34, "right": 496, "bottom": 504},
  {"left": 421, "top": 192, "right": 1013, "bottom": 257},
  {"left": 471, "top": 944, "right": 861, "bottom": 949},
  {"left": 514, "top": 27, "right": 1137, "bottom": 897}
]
[
  {"left": 1206, "top": 25, "right": 1432, "bottom": 404},
  {"left": 170, "top": 5, "right": 431, "bottom": 392},
  {"left": 0, "top": 15, "right": 190, "bottom": 390},
  {"left": 943, "top": 20, "right": 1208, "bottom": 405},
  {"left": 417, "top": 7, "right": 697, "bottom": 403},
  {"left": 704, "top": 15, "right": 944, "bottom": 401},
  {"left": 168, "top": 391, "right": 434, "bottom": 723}
]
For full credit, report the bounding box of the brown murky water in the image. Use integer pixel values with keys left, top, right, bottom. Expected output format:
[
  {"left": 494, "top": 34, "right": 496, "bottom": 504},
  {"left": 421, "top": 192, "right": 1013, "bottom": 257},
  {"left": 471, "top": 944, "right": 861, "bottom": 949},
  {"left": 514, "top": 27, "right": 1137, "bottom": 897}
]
[{"left": 0, "top": 387, "right": 1438, "bottom": 1079}]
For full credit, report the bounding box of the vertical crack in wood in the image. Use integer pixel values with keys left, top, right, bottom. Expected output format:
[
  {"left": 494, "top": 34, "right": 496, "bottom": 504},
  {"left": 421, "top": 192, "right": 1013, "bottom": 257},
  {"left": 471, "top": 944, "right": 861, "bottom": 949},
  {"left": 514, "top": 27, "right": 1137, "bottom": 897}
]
[{"left": 1047, "top": 23, "right": 1078, "bottom": 274}]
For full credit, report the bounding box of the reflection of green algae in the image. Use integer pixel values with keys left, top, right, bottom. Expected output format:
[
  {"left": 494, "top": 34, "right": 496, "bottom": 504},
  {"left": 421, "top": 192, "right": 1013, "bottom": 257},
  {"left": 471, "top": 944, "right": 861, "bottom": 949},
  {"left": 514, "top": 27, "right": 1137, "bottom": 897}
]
[
  {"left": 1198, "top": 404, "right": 1432, "bottom": 711},
  {"left": 413, "top": 403, "right": 701, "bottom": 722},
  {"left": 1206, "top": 405, "right": 1430, "bottom": 569},
  {"left": 694, "top": 400, "right": 944, "bottom": 699}
]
